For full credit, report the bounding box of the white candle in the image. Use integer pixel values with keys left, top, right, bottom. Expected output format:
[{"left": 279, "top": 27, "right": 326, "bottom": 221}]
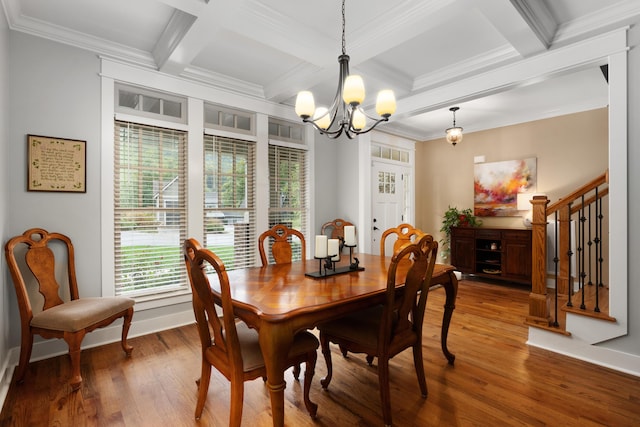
[
  {"left": 344, "top": 225, "right": 356, "bottom": 246},
  {"left": 315, "top": 235, "right": 328, "bottom": 258},
  {"left": 328, "top": 239, "right": 340, "bottom": 261}
]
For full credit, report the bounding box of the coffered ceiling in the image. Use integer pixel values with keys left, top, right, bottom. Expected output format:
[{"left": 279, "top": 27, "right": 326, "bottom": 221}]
[{"left": 2, "top": 0, "right": 639, "bottom": 140}]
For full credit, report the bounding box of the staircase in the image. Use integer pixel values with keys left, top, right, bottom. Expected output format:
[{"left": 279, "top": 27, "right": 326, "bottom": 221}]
[{"left": 525, "top": 170, "right": 615, "bottom": 335}]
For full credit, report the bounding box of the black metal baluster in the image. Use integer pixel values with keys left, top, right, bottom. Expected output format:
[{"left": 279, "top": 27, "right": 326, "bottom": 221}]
[
  {"left": 594, "top": 188, "right": 602, "bottom": 313},
  {"left": 553, "top": 211, "right": 561, "bottom": 321},
  {"left": 579, "top": 195, "right": 586, "bottom": 310},
  {"left": 587, "top": 202, "right": 593, "bottom": 287},
  {"left": 566, "top": 204, "right": 574, "bottom": 308}
]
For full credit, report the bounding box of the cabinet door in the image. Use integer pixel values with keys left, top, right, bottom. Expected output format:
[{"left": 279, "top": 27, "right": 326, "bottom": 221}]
[
  {"left": 502, "top": 231, "right": 532, "bottom": 281},
  {"left": 450, "top": 227, "right": 474, "bottom": 273}
]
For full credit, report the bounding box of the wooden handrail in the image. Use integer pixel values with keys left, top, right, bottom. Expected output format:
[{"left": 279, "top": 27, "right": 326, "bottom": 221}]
[
  {"left": 547, "top": 170, "right": 608, "bottom": 215},
  {"left": 570, "top": 188, "right": 608, "bottom": 215}
]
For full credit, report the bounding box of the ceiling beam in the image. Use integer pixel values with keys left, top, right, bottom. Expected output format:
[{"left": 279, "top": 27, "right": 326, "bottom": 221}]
[{"left": 475, "top": 0, "right": 557, "bottom": 57}]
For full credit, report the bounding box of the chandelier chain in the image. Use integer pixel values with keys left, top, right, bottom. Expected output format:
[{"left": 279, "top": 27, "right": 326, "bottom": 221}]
[{"left": 341, "top": 0, "right": 346, "bottom": 55}]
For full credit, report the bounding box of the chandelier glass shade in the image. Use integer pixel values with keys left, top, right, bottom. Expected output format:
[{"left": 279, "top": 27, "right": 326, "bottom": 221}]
[
  {"left": 294, "top": 0, "right": 396, "bottom": 139},
  {"left": 445, "top": 106, "right": 463, "bottom": 146}
]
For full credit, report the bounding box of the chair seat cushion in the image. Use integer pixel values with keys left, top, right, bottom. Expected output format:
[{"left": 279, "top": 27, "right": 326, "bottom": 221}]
[
  {"left": 318, "top": 305, "right": 386, "bottom": 349},
  {"left": 235, "top": 322, "right": 319, "bottom": 372},
  {"left": 31, "top": 297, "right": 135, "bottom": 332}
]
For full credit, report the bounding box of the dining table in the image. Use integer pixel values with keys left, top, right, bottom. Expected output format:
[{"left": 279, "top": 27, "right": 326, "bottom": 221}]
[{"left": 220, "top": 252, "right": 458, "bottom": 427}]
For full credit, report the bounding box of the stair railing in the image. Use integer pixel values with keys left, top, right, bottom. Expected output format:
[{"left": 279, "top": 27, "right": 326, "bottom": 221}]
[{"left": 527, "top": 171, "right": 609, "bottom": 330}]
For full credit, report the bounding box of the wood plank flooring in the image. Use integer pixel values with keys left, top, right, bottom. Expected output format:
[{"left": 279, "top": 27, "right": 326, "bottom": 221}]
[{"left": 1, "top": 280, "right": 639, "bottom": 426}]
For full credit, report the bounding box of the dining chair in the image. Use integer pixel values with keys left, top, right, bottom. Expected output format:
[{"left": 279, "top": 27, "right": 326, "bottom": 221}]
[
  {"left": 320, "top": 218, "right": 354, "bottom": 252},
  {"left": 380, "top": 223, "right": 424, "bottom": 257},
  {"left": 4, "top": 228, "right": 135, "bottom": 391},
  {"left": 318, "top": 233, "right": 438, "bottom": 427},
  {"left": 183, "top": 238, "right": 319, "bottom": 425},
  {"left": 258, "top": 223, "right": 306, "bottom": 266}
]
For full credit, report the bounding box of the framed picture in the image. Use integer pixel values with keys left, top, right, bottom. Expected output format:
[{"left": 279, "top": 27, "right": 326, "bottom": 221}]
[
  {"left": 27, "top": 135, "right": 86, "bottom": 193},
  {"left": 473, "top": 157, "right": 536, "bottom": 217}
]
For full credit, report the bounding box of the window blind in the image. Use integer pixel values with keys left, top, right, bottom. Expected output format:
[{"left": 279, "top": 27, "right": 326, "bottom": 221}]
[
  {"left": 114, "top": 121, "right": 188, "bottom": 297},
  {"left": 203, "top": 135, "right": 257, "bottom": 270},
  {"left": 268, "top": 144, "right": 308, "bottom": 261}
]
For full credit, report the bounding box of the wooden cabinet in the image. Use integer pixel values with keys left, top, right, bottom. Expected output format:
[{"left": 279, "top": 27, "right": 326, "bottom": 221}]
[{"left": 450, "top": 227, "right": 532, "bottom": 285}]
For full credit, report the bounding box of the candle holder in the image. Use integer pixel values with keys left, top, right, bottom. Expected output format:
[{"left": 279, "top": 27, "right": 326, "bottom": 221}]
[
  {"left": 305, "top": 244, "right": 364, "bottom": 278},
  {"left": 312, "top": 254, "right": 338, "bottom": 277},
  {"left": 344, "top": 244, "right": 359, "bottom": 270}
]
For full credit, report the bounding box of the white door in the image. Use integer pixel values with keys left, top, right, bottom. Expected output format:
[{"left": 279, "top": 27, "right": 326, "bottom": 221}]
[{"left": 371, "top": 161, "right": 409, "bottom": 255}]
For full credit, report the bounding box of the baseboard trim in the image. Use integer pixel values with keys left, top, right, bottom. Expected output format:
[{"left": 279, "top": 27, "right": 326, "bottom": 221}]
[{"left": 527, "top": 327, "right": 640, "bottom": 378}]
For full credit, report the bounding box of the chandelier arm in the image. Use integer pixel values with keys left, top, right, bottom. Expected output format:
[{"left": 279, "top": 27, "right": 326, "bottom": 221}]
[{"left": 295, "top": 0, "right": 395, "bottom": 139}]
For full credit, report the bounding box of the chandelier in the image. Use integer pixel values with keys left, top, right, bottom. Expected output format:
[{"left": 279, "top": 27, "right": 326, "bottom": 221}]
[
  {"left": 445, "top": 106, "right": 463, "bottom": 146},
  {"left": 294, "top": 0, "right": 396, "bottom": 139}
]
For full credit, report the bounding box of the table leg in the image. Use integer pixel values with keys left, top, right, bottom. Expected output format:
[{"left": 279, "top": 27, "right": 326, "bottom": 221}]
[
  {"left": 258, "top": 323, "right": 293, "bottom": 427},
  {"left": 439, "top": 271, "right": 458, "bottom": 364}
]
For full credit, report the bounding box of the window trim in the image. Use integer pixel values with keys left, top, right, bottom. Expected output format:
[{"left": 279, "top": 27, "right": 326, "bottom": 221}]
[
  {"left": 101, "top": 68, "right": 314, "bottom": 311},
  {"left": 113, "top": 120, "right": 189, "bottom": 299}
]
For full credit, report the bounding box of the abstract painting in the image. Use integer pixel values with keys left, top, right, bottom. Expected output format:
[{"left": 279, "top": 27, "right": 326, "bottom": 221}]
[{"left": 474, "top": 158, "right": 536, "bottom": 216}]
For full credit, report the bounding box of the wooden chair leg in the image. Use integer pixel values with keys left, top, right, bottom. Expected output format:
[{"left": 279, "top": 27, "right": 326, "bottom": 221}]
[
  {"left": 229, "top": 377, "right": 245, "bottom": 427},
  {"left": 378, "top": 357, "right": 392, "bottom": 427},
  {"left": 319, "top": 333, "right": 333, "bottom": 389},
  {"left": 15, "top": 331, "right": 33, "bottom": 384},
  {"left": 121, "top": 307, "right": 134, "bottom": 356},
  {"left": 412, "top": 343, "right": 428, "bottom": 397},
  {"left": 64, "top": 330, "right": 86, "bottom": 391},
  {"left": 195, "top": 362, "right": 211, "bottom": 420},
  {"left": 303, "top": 352, "right": 318, "bottom": 418},
  {"left": 293, "top": 363, "right": 301, "bottom": 380}
]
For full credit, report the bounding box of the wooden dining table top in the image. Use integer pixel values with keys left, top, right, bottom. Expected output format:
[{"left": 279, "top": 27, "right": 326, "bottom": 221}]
[{"left": 222, "top": 253, "right": 456, "bottom": 324}]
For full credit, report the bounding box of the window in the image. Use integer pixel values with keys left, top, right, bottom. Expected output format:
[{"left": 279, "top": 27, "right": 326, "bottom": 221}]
[
  {"left": 116, "top": 84, "right": 187, "bottom": 124},
  {"left": 204, "top": 104, "right": 254, "bottom": 135},
  {"left": 378, "top": 171, "right": 396, "bottom": 194},
  {"left": 371, "top": 144, "right": 409, "bottom": 163},
  {"left": 114, "top": 121, "right": 188, "bottom": 297},
  {"left": 268, "top": 118, "right": 304, "bottom": 143},
  {"left": 268, "top": 144, "right": 308, "bottom": 261},
  {"left": 204, "top": 135, "right": 257, "bottom": 269}
]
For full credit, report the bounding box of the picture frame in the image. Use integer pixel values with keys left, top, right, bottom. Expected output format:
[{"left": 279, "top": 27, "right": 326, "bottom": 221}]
[
  {"left": 473, "top": 157, "right": 536, "bottom": 217},
  {"left": 27, "top": 135, "right": 86, "bottom": 193}
]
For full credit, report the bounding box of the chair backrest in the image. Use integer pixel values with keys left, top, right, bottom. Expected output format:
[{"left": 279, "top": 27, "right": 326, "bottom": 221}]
[
  {"left": 320, "top": 218, "right": 353, "bottom": 240},
  {"left": 184, "top": 238, "right": 243, "bottom": 370},
  {"left": 258, "top": 224, "right": 306, "bottom": 266},
  {"left": 5, "top": 228, "right": 80, "bottom": 322},
  {"left": 321, "top": 218, "right": 354, "bottom": 253},
  {"left": 380, "top": 223, "right": 424, "bottom": 257},
  {"left": 383, "top": 233, "right": 438, "bottom": 352}
]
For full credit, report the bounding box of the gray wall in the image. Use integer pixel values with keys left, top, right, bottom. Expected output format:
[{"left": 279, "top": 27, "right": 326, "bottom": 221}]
[
  {"left": 6, "top": 33, "right": 103, "bottom": 347},
  {"left": 5, "top": 32, "right": 193, "bottom": 350}
]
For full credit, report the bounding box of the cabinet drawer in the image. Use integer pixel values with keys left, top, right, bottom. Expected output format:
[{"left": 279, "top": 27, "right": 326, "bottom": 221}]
[
  {"left": 475, "top": 229, "right": 501, "bottom": 239},
  {"left": 451, "top": 227, "right": 475, "bottom": 237},
  {"left": 502, "top": 230, "right": 531, "bottom": 241}
]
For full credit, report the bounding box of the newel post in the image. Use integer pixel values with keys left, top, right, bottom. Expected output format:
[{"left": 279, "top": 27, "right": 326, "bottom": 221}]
[{"left": 526, "top": 195, "right": 551, "bottom": 327}]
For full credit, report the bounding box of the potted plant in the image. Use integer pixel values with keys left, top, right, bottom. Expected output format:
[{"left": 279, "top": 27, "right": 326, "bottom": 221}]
[{"left": 440, "top": 206, "right": 481, "bottom": 260}]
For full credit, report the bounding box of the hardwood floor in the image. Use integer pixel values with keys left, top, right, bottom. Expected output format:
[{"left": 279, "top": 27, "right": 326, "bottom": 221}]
[{"left": 2, "top": 280, "right": 639, "bottom": 426}]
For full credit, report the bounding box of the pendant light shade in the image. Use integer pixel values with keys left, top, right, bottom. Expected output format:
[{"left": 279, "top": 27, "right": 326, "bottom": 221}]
[{"left": 445, "top": 106, "right": 464, "bottom": 146}]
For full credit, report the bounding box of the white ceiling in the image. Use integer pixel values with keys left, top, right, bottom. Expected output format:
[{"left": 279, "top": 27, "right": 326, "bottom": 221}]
[{"left": 2, "top": 0, "right": 639, "bottom": 141}]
